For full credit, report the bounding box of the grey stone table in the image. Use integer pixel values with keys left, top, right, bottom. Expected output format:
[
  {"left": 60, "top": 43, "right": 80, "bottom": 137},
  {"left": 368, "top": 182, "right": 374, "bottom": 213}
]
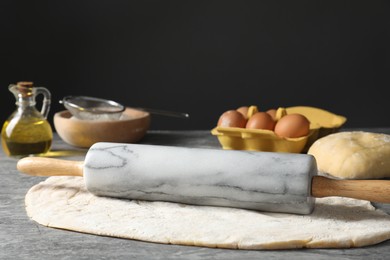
[{"left": 1, "top": 129, "right": 390, "bottom": 260}]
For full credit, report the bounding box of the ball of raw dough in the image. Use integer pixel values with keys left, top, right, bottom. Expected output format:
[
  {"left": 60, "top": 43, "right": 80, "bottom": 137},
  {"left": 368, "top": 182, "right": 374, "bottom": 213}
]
[{"left": 307, "top": 131, "right": 390, "bottom": 179}]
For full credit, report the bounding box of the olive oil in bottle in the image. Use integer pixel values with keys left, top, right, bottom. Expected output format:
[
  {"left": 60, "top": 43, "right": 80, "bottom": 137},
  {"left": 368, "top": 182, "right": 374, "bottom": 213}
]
[{"left": 1, "top": 82, "right": 53, "bottom": 157}]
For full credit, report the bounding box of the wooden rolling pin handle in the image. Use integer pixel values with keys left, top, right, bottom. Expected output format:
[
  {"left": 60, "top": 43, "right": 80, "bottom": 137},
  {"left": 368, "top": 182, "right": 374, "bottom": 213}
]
[
  {"left": 312, "top": 176, "right": 390, "bottom": 203},
  {"left": 17, "top": 157, "right": 84, "bottom": 177}
]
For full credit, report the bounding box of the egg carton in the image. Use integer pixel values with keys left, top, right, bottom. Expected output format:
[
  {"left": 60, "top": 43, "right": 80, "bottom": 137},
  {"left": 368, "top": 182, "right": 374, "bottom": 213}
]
[{"left": 211, "top": 106, "right": 347, "bottom": 153}]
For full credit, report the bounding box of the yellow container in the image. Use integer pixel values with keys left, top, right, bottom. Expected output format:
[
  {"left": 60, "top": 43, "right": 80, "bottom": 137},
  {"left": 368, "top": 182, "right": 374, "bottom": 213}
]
[{"left": 211, "top": 106, "right": 347, "bottom": 153}]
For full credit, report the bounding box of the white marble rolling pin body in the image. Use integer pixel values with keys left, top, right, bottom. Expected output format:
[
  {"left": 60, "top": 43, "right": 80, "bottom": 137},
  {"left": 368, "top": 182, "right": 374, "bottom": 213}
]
[{"left": 84, "top": 142, "right": 318, "bottom": 214}]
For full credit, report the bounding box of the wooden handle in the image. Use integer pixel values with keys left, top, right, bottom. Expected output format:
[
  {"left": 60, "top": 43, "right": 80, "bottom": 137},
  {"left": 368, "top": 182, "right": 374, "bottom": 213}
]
[
  {"left": 17, "top": 157, "right": 84, "bottom": 177},
  {"left": 312, "top": 176, "right": 390, "bottom": 203}
]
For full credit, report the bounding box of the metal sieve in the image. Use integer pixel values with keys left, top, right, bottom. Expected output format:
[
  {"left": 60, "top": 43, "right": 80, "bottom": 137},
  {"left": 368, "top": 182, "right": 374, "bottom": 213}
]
[{"left": 60, "top": 95, "right": 189, "bottom": 120}]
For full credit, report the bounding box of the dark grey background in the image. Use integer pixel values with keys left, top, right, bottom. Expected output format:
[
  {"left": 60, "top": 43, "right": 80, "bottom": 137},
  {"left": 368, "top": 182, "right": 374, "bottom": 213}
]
[{"left": 0, "top": 0, "right": 389, "bottom": 130}]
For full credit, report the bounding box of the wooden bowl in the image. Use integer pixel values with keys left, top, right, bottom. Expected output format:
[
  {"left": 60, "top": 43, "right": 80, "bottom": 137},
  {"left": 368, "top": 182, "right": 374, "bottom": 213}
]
[{"left": 54, "top": 108, "right": 150, "bottom": 148}]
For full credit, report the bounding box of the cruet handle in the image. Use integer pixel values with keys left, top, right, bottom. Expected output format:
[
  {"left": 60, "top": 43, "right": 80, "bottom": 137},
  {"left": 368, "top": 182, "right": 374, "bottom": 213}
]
[{"left": 34, "top": 87, "right": 51, "bottom": 119}]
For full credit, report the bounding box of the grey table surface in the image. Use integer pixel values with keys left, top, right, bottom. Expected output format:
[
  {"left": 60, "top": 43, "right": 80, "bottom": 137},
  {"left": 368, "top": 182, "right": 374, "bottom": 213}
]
[{"left": 1, "top": 128, "right": 390, "bottom": 260}]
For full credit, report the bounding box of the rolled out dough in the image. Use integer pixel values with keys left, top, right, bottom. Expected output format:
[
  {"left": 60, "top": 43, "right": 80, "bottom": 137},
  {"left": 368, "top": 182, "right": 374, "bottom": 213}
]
[
  {"left": 308, "top": 131, "right": 390, "bottom": 179},
  {"left": 25, "top": 176, "right": 390, "bottom": 250}
]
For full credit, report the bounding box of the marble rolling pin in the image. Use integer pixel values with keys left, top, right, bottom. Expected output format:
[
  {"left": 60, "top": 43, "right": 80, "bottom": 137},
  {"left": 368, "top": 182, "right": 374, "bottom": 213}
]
[{"left": 17, "top": 142, "right": 390, "bottom": 214}]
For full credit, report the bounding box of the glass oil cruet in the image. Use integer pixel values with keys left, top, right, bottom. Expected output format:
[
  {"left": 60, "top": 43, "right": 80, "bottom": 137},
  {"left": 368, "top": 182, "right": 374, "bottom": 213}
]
[{"left": 1, "top": 81, "right": 53, "bottom": 157}]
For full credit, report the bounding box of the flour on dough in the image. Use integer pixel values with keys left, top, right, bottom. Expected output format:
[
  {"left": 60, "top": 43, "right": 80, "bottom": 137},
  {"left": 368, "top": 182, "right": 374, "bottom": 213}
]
[
  {"left": 25, "top": 176, "right": 390, "bottom": 250},
  {"left": 308, "top": 131, "right": 390, "bottom": 179}
]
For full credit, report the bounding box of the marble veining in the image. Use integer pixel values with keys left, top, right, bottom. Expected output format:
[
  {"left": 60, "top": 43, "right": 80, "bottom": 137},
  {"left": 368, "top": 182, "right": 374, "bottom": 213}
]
[{"left": 84, "top": 142, "right": 317, "bottom": 214}]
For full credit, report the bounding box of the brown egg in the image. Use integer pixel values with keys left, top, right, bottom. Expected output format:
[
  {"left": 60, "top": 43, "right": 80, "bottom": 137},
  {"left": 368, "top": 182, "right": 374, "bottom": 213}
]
[
  {"left": 236, "top": 106, "right": 249, "bottom": 119},
  {"left": 274, "top": 113, "right": 310, "bottom": 138},
  {"left": 246, "top": 112, "right": 275, "bottom": 130},
  {"left": 266, "top": 108, "right": 277, "bottom": 120},
  {"left": 217, "top": 110, "right": 247, "bottom": 128}
]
